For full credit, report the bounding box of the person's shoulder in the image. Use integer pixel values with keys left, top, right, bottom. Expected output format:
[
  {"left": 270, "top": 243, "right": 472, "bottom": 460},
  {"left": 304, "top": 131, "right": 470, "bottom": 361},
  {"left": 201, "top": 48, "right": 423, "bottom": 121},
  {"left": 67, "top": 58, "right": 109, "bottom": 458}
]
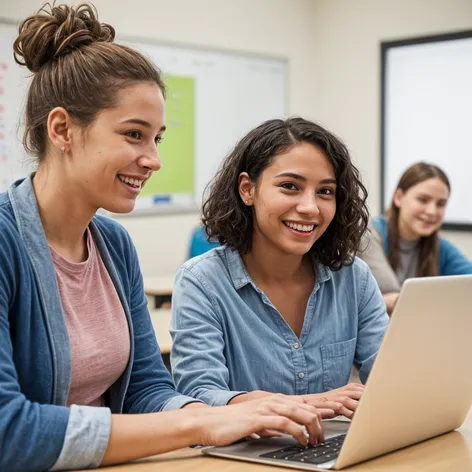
[
  {"left": 340, "top": 256, "right": 371, "bottom": 276},
  {"left": 181, "top": 246, "right": 228, "bottom": 275},
  {"left": 371, "top": 215, "right": 387, "bottom": 233},
  {"left": 327, "top": 257, "right": 372, "bottom": 288},
  {"left": 178, "top": 246, "right": 237, "bottom": 292},
  {"left": 0, "top": 194, "right": 19, "bottom": 243},
  {"left": 438, "top": 236, "right": 459, "bottom": 252},
  {"left": 92, "top": 214, "right": 130, "bottom": 242},
  {"left": 0, "top": 195, "right": 26, "bottom": 270}
]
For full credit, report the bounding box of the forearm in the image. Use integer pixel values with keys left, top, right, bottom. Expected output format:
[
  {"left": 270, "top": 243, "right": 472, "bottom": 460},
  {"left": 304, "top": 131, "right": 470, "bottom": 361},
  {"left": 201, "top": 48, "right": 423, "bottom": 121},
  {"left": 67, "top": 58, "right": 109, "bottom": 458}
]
[
  {"left": 101, "top": 410, "right": 201, "bottom": 466},
  {"left": 383, "top": 292, "right": 399, "bottom": 315}
]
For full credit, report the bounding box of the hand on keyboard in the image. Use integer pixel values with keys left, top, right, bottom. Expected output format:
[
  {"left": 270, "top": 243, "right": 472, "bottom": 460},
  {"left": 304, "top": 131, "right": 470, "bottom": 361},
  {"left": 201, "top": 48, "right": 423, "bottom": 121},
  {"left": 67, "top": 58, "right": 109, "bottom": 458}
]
[
  {"left": 299, "top": 383, "right": 364, "bottom": 418},
  {"left": 193, "top": 394, "right": 325, "bottom": 447}
]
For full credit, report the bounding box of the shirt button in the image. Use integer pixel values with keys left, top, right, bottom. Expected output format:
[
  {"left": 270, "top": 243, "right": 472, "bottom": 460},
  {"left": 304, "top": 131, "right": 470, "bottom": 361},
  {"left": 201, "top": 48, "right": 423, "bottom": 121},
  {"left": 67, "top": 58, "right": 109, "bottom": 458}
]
[
  {"left": 298, "top": 372, "right": 305, "bottom": 379},
  {"left": 293, "top": 343, "right": 300, "bottom": 349}
]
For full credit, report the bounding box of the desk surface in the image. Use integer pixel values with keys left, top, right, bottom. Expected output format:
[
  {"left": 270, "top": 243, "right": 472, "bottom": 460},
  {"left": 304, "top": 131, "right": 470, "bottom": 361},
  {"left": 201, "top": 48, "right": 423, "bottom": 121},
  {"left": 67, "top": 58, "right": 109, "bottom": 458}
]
[
  {"left": 144, "top": 275, "right": 175, "bottom": 297},
  {"left": 149, "top": 309, "right": 172, "bottom": 355},
  {"left": 83, "top": 410, "right": 472, "bottom": 471}
]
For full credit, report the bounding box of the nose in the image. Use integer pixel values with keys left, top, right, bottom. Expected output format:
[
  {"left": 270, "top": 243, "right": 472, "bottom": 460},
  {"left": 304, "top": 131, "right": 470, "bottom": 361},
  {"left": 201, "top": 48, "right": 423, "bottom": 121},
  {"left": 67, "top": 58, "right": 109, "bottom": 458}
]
[
  {"left": 296, "top": 192, "right": 320, "bottom": 216},
  {"left": 138, "top": 145, "right": 161, "bottom": 172},
  {"left": 425, "top": 201, "right": 437, "bottom": 216}
]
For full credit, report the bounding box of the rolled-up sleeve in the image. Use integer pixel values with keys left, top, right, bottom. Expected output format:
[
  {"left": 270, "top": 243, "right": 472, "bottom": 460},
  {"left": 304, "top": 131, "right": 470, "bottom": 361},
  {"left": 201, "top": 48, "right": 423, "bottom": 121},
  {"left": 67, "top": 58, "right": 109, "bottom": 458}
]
[{"left": 50, "top": 405, "right": 111, "bottom": 471}]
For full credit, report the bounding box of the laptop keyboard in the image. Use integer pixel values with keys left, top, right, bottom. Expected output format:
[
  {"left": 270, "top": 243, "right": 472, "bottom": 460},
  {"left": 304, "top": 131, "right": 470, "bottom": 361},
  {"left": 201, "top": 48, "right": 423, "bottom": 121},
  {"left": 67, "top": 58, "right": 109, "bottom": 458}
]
[{"left": 260, "top": 434, "right": 346, "bottom": 465}]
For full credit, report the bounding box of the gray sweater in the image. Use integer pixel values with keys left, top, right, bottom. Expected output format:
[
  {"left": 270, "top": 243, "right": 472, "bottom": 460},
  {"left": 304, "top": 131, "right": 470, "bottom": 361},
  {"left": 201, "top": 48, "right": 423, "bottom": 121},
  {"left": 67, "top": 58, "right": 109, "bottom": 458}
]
[{"left": 359, "top": 224, "right": 419, "bottom": 294}]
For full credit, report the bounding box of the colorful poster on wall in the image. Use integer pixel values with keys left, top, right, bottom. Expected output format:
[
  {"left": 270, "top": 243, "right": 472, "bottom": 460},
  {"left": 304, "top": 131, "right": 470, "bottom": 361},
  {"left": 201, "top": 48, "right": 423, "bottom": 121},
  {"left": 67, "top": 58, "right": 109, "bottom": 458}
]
[{"left": 138, "top": 74, "right": 195, "bottom": 208}]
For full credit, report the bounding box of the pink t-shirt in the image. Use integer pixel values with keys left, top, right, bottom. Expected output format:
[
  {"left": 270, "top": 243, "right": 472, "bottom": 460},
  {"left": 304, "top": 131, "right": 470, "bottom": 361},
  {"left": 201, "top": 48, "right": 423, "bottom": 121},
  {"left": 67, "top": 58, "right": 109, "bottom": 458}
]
[{"left": 50, "top": 229, "right": 130, "bottom": 407}]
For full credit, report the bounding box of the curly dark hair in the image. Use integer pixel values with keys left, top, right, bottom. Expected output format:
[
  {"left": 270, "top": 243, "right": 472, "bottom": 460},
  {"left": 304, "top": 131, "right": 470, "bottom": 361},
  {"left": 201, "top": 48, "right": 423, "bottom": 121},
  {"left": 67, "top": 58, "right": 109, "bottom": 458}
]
[{"left": 202, "top": 117, "right": 369, "bottom": 270}]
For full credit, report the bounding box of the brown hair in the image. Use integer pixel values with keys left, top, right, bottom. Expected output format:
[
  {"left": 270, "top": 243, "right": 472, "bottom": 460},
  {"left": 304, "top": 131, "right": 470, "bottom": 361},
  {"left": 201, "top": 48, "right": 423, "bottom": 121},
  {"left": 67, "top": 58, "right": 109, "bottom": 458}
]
[
  {"left": 202, "top": 117, "right": 369, "bottom": 271},
  {"left": 13, "top": 2, "right": 165, "bottom": 161},
  {"left": 387, "top": 162, "right": 450, "bottom": 277}
]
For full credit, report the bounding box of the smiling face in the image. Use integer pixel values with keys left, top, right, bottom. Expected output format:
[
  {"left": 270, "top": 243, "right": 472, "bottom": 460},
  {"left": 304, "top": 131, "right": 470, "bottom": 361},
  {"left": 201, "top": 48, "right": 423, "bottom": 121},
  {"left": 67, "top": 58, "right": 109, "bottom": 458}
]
[
  {"left": 394, "top": 177, "right": 450, "bottom": 240},
  {"left": 239, "top": 142, "right": 337, "bottom": 258},
  {"left": 64, "top": 81, "right": 165, "bottom": 214}
]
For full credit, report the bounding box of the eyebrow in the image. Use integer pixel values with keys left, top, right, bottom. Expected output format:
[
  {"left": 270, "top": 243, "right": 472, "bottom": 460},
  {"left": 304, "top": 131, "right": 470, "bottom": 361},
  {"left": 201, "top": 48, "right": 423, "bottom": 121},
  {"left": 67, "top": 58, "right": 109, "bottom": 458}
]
[
  {"left": 417, "top": 193, "right": 448, "bottom": 202},
  {"left": 274, "top": 172, "right": 337, "bottom": 185},
  {"left": 121, "top": 118, "right": 166, "bottom": 132}
]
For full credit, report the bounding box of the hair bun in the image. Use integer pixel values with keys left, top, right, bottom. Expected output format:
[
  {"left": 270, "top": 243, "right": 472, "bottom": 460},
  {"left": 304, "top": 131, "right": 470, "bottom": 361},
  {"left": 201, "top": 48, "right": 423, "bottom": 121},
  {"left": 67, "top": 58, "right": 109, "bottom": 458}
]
[{"left": 14, "top": 3, "right": 115, "bottom": 73}]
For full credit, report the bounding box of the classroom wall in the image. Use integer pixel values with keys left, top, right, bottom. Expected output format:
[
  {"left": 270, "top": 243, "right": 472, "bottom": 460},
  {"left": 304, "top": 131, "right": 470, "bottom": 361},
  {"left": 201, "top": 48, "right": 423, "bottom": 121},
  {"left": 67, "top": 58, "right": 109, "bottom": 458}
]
[
  {"left": 2, "top": 0, "right": 321, "bottom": 276},
  {"left": 309, "top": 0, "right": 472, "bottom": 258},
  {"left": 2, "top": 0, "right": 471, "bottom": 275}
]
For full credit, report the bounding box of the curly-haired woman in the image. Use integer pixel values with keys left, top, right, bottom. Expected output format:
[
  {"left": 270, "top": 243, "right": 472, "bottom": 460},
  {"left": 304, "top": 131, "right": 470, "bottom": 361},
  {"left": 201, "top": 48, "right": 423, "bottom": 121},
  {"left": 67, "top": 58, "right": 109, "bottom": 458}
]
[
  {"left": 171, "top": 117, "right": 389, "bottom": 420},
  {"left": 0, "top": 4, "right": 327, "bottom": 471}
]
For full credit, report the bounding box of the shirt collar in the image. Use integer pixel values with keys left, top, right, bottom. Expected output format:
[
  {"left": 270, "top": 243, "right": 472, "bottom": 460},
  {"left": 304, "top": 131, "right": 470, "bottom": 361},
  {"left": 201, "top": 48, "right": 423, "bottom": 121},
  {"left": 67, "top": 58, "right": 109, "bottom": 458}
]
[{"left": 223, "top": 245, "right": 332, "bottom": 290}]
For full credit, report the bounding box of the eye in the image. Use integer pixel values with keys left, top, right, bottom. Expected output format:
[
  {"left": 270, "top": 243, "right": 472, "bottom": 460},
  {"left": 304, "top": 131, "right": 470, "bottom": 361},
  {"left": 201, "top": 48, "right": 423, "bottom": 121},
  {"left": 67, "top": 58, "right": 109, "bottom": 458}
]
[
  {"left": 280, "top": 182, "right": 298, "bottom": 191},
  {"left": 126, "top": 130, "right": 143, "bottom": 140},
  {"left": 155, "top": 136, "right": 164, "bottom": 146},
  {"left": 417, "top": 197, "right": 428, "bottom": 204},
  {"left": 319, "top": 188, "right": 335, "bottom": 196}
]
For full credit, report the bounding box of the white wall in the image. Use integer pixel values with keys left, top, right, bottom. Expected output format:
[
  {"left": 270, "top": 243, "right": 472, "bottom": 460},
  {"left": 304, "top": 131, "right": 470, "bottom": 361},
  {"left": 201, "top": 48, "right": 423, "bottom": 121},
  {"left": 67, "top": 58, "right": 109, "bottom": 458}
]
[
  {"left": 309, "top": 0, "right": 472, "bottom": 257},
  {"left": 2, "top": 0, "right": 471, "bottom": 275},
  {"left": 1, "top": 0, "right": 320, "bottom": 276}
]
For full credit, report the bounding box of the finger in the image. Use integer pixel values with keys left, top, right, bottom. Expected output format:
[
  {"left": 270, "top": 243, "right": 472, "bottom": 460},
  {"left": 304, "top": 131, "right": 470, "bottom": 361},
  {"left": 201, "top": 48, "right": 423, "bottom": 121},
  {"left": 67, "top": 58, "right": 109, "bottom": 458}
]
[
  {"left": 334, "top": 404, "right": 355, "bottom": 419},
  {"left": 345, "top": 383, "right": 365, "bottom": 392},
  {"left": 261, "top": 416, "right": 310, "bottom": 446},
  {"left": 270, "top": 396, "right": 318, "bottom": 412},
  {"left": 341, "top": 397, "right": 359, "bottom": 413},
  {"left": 318, "top": 408, "right": 337, "bottom": 419},
  {"left": 257, "top": 429, "right": 285, "bottom": 438},
  {"left": 344, "top": 390, "right": 363, "bottom": 400},
  {"left": 334, "top": 390, "right": 363, "bottom": 402},
  {"left": 305, "top": 399, "right": 342, "bottom": 412},
  {"left": 267, "top": 404, "right": 324, "bottom": 444},
  {"left": 306, "top": 411, "right": 324, "bottom": 445}
]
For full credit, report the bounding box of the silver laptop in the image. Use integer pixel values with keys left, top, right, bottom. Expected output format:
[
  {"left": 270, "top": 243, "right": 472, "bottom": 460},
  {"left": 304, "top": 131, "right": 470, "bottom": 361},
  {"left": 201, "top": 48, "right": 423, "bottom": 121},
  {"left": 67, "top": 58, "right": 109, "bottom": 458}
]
[{"left": 203, "top": 275, "right": 472, "bottom": 470}]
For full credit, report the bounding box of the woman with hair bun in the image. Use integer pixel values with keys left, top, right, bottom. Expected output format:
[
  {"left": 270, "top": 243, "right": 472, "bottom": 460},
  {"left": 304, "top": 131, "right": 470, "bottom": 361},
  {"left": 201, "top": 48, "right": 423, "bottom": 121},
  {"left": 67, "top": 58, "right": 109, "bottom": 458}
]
[
  {"left": 170, "top": 118, "right": 389, "bottom": 420},
  {"left": 359, "top": 162, "right": 472, "bottom": 314},
  {"left": 0, "top": 4, "right": 325, "bottom": 471}
]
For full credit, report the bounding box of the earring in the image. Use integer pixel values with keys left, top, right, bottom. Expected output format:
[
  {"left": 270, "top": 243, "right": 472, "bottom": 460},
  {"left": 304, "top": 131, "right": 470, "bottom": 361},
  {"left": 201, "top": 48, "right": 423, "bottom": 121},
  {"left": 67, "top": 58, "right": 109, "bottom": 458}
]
[
  {"left": 60, "top": 146, "right": 65, "bottom": 153},
  {"left": 245, "top": 200, "right": 250, "bottom": 205}
]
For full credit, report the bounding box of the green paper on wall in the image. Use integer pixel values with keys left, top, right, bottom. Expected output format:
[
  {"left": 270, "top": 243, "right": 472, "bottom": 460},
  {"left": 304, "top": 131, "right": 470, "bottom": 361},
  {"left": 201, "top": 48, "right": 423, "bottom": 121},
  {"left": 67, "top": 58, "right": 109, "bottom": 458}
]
[{"left": 140, "top": 74, "right": 195, "bottom": 197}]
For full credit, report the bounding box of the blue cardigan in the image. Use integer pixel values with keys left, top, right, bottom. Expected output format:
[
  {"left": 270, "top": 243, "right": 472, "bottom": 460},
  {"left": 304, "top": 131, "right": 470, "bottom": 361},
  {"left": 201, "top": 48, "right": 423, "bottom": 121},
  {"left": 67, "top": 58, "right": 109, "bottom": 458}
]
[
  {"left": 0, "top": 177, "right": 197, "bottom": 472},
  {"left": 373, "top": 216, "right": 472, "bottom": 276}
]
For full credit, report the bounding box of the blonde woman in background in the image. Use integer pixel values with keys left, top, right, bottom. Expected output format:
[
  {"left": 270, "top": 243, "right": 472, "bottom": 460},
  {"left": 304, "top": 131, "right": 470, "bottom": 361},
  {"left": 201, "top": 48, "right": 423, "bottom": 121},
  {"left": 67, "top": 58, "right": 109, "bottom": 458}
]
[{"left": 359, "top": 162, "right": 472, "bottom": 314}]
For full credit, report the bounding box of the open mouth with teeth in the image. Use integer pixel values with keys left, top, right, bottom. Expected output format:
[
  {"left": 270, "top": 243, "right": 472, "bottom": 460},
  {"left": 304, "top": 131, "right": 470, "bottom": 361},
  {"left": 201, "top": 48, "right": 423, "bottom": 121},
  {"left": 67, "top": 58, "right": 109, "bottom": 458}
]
[
  {"left": 283, "top": 221, "right": 316, "bottom": 233},
  {"left": 117, "top": 175, "right": 143, "bottom": 189}
]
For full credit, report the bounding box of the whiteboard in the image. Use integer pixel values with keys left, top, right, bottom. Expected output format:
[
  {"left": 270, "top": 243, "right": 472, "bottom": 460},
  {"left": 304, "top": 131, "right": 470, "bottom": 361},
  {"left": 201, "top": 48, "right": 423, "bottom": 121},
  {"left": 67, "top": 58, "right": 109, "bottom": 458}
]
[
  {"left": 0, "top": 19, "right": 287, "bottom": 213},
  {"left": 381, "top": 31, "right": 472, "bottom": 230}
]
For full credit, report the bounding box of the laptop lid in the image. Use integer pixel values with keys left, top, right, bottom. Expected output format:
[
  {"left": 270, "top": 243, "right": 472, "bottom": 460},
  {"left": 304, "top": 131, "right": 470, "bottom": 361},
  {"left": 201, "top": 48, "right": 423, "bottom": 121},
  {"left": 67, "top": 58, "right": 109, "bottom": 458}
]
[{"left": 335, "top": 274, "right": 472, "bottom": 468}]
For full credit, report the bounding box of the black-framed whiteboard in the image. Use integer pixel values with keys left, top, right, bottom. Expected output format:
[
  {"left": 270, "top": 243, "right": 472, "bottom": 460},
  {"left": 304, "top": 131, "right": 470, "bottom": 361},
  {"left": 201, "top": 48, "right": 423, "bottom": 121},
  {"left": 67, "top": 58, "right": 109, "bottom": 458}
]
[{"left": 381, "top": 30, "right": 472, "bottom": 231}]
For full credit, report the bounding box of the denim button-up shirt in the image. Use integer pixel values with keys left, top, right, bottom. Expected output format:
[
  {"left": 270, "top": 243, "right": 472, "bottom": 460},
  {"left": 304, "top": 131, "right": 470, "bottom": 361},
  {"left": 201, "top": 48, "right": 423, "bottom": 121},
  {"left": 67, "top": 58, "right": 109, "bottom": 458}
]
[{"left": 171, "top": 246, "right": 389, "bottom": 406}]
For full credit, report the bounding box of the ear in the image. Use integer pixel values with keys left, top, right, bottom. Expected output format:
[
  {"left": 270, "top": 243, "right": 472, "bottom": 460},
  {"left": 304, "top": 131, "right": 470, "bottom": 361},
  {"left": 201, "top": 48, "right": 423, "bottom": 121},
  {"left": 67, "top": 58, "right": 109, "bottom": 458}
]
[
  {"left": 47, "top": 107, "right": 74, "bottom": 154},
  {"left": 392, "top": 188, "right": 404, "bottom": 208},
  {"left": 238, "top": 172, "right": 255, "bottom": 206}
]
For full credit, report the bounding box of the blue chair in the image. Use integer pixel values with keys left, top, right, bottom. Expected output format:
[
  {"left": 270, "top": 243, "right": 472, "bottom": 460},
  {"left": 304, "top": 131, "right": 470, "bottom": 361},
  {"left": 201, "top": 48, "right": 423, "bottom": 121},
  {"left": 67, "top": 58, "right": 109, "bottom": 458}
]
[{"left": 188, "top": 226, "right": 220, "bottom": 259}]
